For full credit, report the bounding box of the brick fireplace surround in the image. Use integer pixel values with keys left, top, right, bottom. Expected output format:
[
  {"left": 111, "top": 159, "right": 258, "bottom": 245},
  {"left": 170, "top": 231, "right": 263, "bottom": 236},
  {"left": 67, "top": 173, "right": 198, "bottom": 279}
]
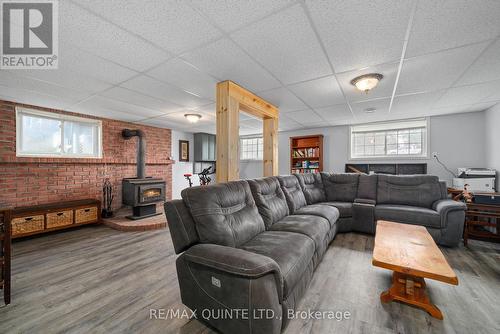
[{"left": 0, "top": 100, "right": 173, "bottom": 211}]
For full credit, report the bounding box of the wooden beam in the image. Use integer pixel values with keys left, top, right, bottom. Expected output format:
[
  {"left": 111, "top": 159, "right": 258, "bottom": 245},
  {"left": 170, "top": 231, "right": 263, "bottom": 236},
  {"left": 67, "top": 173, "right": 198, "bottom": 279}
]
[
  {"left": 225, "top": 81, "right": 278, "bottom": 119},
  {"left": 216, "top": 82, "right": 240, "bottom": 182},
  {"left": 263, "top": 117, "right": 279, "bottom": 176},
  {"left": 216, "top": 80, "right": 279, "bottom": 182}
]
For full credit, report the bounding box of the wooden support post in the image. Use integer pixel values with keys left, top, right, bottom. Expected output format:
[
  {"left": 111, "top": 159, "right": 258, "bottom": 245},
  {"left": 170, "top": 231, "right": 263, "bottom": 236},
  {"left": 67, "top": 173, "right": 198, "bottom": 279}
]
[
  {"left": 216, "top": 81, "right": 279, "bottom": 182},
  {"left": 263, "top": 117, "right": 278, "bottom": 177}
]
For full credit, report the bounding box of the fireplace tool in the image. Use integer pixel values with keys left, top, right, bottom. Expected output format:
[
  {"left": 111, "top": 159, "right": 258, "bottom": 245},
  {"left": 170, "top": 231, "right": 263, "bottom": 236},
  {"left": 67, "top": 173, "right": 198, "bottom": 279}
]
[{"left": 102, "top": 178, "right": 114, "bottom": 218}]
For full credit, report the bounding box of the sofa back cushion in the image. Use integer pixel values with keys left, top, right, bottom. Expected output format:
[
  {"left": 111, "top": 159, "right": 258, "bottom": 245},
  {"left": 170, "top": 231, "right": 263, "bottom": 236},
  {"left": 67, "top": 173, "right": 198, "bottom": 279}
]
[
  {"left": 357, "top": 174, "right": 378, "bottom": 200},
  {"left": 277, "top": 175, "right": 307, "bottom": 214},
  {"left": 377, "top": 175, "right": 442, "bottom": 208},
  {"left": 248, "top": 177, "right": 289, "bottom": 228},
  {"left": 295, "top": 173, "right": 326, "bottom": 204},
  {"left": 181, "top": 181, "right": 265, "bottom": 247},
  {"left": 164, "top": 200, "right": 199, "bottom": 254},
  {"left": 321, "top": 173, "right": 359, "bottom": 202}
]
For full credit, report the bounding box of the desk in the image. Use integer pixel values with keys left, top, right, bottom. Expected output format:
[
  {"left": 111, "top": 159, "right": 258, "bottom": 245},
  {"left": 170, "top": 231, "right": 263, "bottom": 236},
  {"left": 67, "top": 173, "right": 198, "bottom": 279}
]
[{"left": 464, "top": 203, "right": 500, "bottom": 246}]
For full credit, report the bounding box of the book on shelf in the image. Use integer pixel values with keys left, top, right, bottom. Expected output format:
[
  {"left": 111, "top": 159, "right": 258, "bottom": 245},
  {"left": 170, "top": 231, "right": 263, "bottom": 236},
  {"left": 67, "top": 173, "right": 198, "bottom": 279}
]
[{"left": 292, "top": 147, "right": 319, "bottom": 158}]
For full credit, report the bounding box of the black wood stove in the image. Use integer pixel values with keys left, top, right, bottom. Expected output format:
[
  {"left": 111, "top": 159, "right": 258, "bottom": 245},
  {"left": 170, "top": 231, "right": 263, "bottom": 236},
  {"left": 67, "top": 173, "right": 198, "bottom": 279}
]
[{"left": 121, "top": 129, "right": 166, "bottom": 220}]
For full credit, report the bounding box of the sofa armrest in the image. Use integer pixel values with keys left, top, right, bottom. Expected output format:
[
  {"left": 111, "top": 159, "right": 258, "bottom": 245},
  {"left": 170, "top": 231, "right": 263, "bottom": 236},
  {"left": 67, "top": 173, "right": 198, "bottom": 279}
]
[
  {"left": 183, "top": 243, "right": 284, "bottom": 301},
  {"left": 354, "top": 198, "right": 376, "bottom": 205},
  {"left": 432, "top": 199, "right": 466, "bottom": 228},
  {"left": 432, "top": 199, "right": 466, "bottom": 213}
]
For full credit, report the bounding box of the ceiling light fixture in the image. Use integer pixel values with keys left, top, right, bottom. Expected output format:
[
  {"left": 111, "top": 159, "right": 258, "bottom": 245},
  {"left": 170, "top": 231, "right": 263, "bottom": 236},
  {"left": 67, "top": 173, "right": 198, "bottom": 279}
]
[
  {"left": 350, "top": 73, "right": 383, "bottom": 93},
  {"left": 184, "top": 113, "right": 202, "bottom": 123},
  {"left": 364, "top": 107, "right": 376, "bottom": 113}
]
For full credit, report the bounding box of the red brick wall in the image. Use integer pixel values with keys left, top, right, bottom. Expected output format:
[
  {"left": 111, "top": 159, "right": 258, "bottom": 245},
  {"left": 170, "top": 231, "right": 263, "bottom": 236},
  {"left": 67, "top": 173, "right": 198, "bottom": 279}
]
[{"left": 0, "top": 100, "right": 173, "bottom": 210}]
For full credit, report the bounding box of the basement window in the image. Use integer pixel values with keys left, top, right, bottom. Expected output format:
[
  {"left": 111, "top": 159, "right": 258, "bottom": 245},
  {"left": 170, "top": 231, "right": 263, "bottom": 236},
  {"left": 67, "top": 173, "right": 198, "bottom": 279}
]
[
  {"left": 16, "top": 107, "right": 102, "bottom": 158},
  {"left": 240, "top": 137, "right": 263, "bottom": 160},
  {"left": 349, "top": 118, "right": 428, "bottom": 159}
]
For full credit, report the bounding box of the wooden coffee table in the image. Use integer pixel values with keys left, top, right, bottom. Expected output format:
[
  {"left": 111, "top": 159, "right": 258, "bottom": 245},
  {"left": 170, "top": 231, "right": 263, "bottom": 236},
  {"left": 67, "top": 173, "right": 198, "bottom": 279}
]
[{"left": 372, "top": 221, "right": 458, "bottom": 319}]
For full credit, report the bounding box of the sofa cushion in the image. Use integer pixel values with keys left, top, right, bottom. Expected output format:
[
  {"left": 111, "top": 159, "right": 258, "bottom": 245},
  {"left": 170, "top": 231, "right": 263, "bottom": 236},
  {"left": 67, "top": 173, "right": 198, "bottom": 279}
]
[
  {"left": 377, "top": 175, "right": 442, "bottom": 208},
  {"left": 321, "top": 202, "right": 353, "bottom": 218},
  {"left": 181, "top": 181, "right": 265, "bottom": 247},
  {"left": 357, "top": 174, "right": 378, "bottom": 200},
  {"left": 294, "top": 204, "right": 339, "bottom": 228},
  {"left": 321, "top": 173, "right": 359, "bottom": 202},
  {"left": 240, "top": 231, "right": 315, "bottom": 298},
  {"left": 295, "top": 173, "right": 326, "bottom": 204},
  {"left": 248, "top": 177, "right": 289, "bottom": 228},
  {"left": 269, "top": 215, "right": 331, "bottom": 253},
  {"left": 278, "top": 175, "right": 307, "bottom": 214},
  {"left": 375, "top": 204, "right": 441, "bottom": 228}
]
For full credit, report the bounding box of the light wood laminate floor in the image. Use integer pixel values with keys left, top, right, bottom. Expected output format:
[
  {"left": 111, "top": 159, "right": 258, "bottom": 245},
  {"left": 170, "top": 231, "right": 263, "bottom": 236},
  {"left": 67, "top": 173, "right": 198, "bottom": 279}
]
[{"left": 0, "top": 225, "right": 499, "bottom": 334}]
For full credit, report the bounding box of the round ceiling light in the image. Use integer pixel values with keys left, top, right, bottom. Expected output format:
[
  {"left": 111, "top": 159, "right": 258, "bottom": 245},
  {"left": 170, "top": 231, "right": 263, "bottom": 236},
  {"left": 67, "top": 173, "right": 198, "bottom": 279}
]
[
  {"left": 364, "top": 107, "right": 376, "bottom": 113},
  {"left": 350, "top": 73, "right": 383, "bottom": 93},
  {"left": 184, "top": 113, "right": 202, "bottom": 123}
]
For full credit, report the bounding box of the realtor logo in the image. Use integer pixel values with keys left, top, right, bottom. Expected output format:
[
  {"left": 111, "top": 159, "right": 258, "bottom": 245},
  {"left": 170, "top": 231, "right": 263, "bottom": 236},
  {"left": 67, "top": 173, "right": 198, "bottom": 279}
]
[{"left": 1, "top": 0, "right": 58, "bottom": 69}]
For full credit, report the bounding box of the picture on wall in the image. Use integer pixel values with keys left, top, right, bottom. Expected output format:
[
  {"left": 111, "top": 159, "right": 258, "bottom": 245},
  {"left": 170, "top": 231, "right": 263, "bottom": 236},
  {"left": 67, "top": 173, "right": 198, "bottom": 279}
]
[{"left": 179, "top": 140, "right": 189, "bottom": 162}]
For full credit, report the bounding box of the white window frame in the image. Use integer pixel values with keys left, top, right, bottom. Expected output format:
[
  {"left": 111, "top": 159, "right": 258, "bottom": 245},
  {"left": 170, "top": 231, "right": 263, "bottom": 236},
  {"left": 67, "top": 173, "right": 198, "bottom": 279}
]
[
  {"left": 16, "top": 107, "right": 103, "bottom": 158},
  {"left": 349, "top": 118, "right": 430, "bottom": 160},
  {"left": 240, "top": 136, "right": 264, "bottom": 161}
]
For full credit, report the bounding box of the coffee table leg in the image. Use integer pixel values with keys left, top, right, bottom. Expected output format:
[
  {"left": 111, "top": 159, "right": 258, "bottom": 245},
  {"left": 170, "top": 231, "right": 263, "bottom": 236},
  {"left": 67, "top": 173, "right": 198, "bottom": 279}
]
[{"left": 380, "top": 272, "right": 444, "bottom": 320}]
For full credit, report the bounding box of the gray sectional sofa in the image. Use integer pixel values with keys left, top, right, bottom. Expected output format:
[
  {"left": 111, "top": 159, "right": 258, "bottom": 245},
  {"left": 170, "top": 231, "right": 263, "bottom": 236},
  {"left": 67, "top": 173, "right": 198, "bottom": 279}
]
[{"left": 164, "top": 173, "right": 466, "bottom": 334}]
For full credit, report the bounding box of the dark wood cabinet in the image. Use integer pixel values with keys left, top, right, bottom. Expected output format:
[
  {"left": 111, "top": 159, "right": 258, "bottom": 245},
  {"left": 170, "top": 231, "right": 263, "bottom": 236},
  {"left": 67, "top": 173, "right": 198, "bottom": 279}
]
[
  {"left": 194, "top": 133, "right": 216, "bottom": 162},
  {"left": 1, "top": 208, "right": 11, "bottom": 305}
]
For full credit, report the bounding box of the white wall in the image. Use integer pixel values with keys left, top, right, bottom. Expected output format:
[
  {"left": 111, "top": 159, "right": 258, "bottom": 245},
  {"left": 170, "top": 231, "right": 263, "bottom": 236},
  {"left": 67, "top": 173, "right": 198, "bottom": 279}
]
[
  {"left": 240, "top": 160, "right": 263, "bottom": 179},
  {"left": 171, "top": 130, "right": 199, "bottom": 199},
  {"left": 239, "top": 112, "right": 486, "bottom": 185},
  {"left": 485, "top": 104, "right": 500, "bottom": 190}
]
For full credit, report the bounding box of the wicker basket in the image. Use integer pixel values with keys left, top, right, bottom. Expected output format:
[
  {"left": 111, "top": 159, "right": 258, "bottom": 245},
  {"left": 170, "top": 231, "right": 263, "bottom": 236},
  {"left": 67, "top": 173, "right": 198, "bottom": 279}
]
[
  {"left": 11, "top": 215, "right": 44, "bottom": 236},
  {"left": 46, "top": 210, "right": 73, "bottom": 229},
  {"left": 75, "top": 207, "right": 98, "bottom": 224}
]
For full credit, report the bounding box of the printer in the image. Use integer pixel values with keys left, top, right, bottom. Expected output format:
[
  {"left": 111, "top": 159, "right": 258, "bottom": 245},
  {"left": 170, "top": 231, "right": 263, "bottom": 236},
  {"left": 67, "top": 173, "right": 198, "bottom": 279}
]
[{"left": 453, "top": 168, "right": 496, "bottom": 192}]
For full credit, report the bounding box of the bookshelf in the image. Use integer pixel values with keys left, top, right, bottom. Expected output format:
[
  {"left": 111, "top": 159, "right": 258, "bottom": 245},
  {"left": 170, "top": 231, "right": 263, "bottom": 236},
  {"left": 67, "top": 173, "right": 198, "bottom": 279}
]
[{"left": 290, "top": 134, "right": 324, "bottom": 174}]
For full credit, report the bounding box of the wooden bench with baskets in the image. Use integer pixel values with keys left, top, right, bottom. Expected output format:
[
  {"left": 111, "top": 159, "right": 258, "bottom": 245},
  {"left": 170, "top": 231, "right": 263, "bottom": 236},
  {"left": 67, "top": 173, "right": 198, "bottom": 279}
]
[{"left": 11, "top": 199, "right": 101, "bottom": 238}]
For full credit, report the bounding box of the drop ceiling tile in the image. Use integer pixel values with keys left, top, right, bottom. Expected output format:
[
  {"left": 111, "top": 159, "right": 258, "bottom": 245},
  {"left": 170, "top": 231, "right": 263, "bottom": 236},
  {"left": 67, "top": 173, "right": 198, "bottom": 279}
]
[
  {"left": 240, "top": 119, "right": 263, "bottom": 129},
  {"left": 351, "top": 98, "right": 391, "bottom": 118},
  {"left": 0, "top": 84, "right": 77, "bottom": 111},
  {"left": 231, "top": 4, "right": 332, "bottom": 84},
  {"left": 256, "top": 88, "right": 307, "bottom": 113},
  {"left": 285, "top": 110, "right": 323, "bottom": 125},
  {"left": 73, "top": 96, "right": 166, "bottom": 119},
  {"left": 288, "top": 76, "right": 344, "bottom": 108},
  {"left": 397, "top": 42, "right": 488, "bottom": 95},
  {"left": 429, "top": 102, "right": 497, "bottom": 116},
  {"left": 71, "top": 104, "right": 144, "bottom": 122},
  {"left": 456, "top": 39, "right": 500, "bottom": 86},
  {"left": 306, "top": 0, "right": 414, "bottom": 72},
  {"left": 0, "top": 72, "right": 92, "bottom": 101},
  {"left": 57, "top": 43, "right": 138, "bottom": 84},
  {"left": 73, "top": 0, "right": 221, "bottom": 54},
  {"left": 137, "top": 117, "right": 191, "bottom": 130},
  {"left": 315, "top": 104, "right": 353, "bottom": 121},
  {"left": 60, "top": 1, "right": 170, "bottom": 71},
  {"left": 181, "top": 38, "right": 281, "bottom": 92},
  {"left": 190, "top": 0, "right": 292, "bottom": 32},
  {"left": 406, "top": 0, "right": 500, "bottom": 57},
  {"left": 147, "top": 58, "right": 218, "bottom": 100},
  {"left": 278, "top": 115, "right": 302, "bottom": 131},
  {"left": 120, "top": 75, "right": 212, "bottom": 108},
  {"left": 391, "top": 91, "right": 445, "bottom": 115},
  {"left": 100, "top": 87, "right": 182, "bottom": 114},
  {"left": 337, "top": 62, "right": 399, "bottom": 103},
  {"left": 433, "top": 81, "right": 500, "bottom": 108}
]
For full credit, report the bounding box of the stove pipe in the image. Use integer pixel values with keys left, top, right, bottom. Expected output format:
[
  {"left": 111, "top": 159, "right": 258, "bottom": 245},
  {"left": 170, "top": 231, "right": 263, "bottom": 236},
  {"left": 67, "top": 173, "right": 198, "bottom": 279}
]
[{"left": 122, "top": 129, "right": 146, "bottom": 179}]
